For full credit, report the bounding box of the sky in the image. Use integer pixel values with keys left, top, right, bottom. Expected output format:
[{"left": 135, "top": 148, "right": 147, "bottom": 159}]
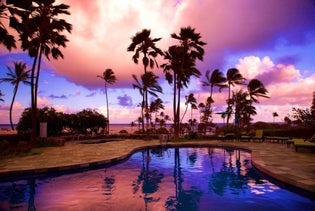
[{"left": 0, "top": 0, "right": 315, "bottom": 125}]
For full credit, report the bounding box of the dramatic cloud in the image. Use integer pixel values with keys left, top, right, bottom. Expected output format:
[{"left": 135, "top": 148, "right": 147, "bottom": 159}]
[{"left": 48, "top": 0, "right": 315, "bottom": 89}]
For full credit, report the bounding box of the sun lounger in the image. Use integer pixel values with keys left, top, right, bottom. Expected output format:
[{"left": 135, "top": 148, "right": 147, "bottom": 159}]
[
  {"left": 217, "top": 133, "right": 236, "bottom": 141},
  {"left": 241, "top": 129, "right": 264, "bottom": 142},
  {"left": 265, "top": 136, "right": 291, "bottom": 144},
  {"left": 293, "top": 138, "right": 315, "bottom": 152}
]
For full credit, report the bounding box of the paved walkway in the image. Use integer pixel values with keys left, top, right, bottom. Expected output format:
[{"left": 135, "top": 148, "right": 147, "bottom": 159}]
[{"left": 0, "top": 139, "right": 315, "bottom": 194}]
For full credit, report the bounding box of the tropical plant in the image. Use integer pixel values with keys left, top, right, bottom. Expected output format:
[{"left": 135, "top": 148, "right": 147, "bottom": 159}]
[
  {"left": 132, "top": 71, "right": 163, "bottom": 132},
  {"left": 0, "top": 4, "right": 16, "bottom": 50},
  {"left": 272, "top": 112, "right": 279, "bottom": 123},
  {"left": 162, "top": 26, "right": 206, "bottom": 138},
  {"left": 127, "top": 29, "right": 163, "bottom": 130},
  {"left": 150, "top": 98, "right": 164, "bottom": 128},
  {"left": 0, "top": 61, "right": 30, "bottom": 130},
  {"left": 202, "top": 69, "right": 227, "bottom": 103},
  {"left": 247, "top": 78, "right": 269, "bottom": 124},
  {"left": 181, "top": 93, "right": 197, "bottom": 124},
  {"left": 97, "top": 68, "right": 117, "bottom": 134},
  {"left": 225, "top": 68, "right": 245, "bottom": 126},
  {"left": 8, "top": 0, "right": 72, "bottom": 145}
]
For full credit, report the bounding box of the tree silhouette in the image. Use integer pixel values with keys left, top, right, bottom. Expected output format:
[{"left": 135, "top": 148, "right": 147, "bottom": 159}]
[
  {"left": 7, "top": 0, "right": 72, "bottom": 145},
  {"left": 162, "top": 26, "right": 206, "bottom": 138},
  {"left": 97, "top": 68, "right": 117, "bottom": 134},
  {"left": 0, "top": 61, "right": 30, "bottom": 130},
  {"left": 225, "top": 68, "right": 245, "bottom": 126},
  {"left": 202, "top": 69, "right": 227, "bottom": 103},
  {"left": 127, "top": 29, "right": 163, "bottom": 131},
  {"left": 132, "top": 72, "right": 163, "bottom": 132},
  {"left": 272, "top": 112, "right": 279, "bottom": 123},
  {"left": 0, "top": 4, "right": 16, "bottom": 50}
]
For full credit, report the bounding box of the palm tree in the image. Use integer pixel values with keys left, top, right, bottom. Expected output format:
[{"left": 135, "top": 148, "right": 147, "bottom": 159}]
[
  {"left": 225, "top": 68, "right": 245, "bottom": 126},
  {"left": 0, "top": 4, "right": 16, "bottom": 51},
  {"left": 97, "top": 68, "right": 117, "bottom": 134},
  {"left": 181, "top": 93, "right": 197, "bottom": 124},
  {"left": 150, "top": 98, "right": 164, "bottom": 128},
  {"left": 247, "top": 79, "right": 269, "bottom": 124},
  {"left": 127, "top": 29, "right": 164, "bottom": 129},
  {"left": 202, "top": 69, "right": 227, "bottom": 103},
  {"left": 162, "top": 26, "right": 206, "bottom": 138},
  {"left": 272, "top": 112, "right": 279, "bottom": 123},
  {"left": 9, "top": 0, "right": 72, "bottom": 144},
  {"left": 0, "top": 61, "right": 30, "bottom": 130},
  {"left": 132, "top": 71, "right": 163, "bottom": 132}
]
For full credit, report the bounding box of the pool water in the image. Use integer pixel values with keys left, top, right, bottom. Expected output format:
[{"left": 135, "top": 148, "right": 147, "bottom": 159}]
[{"left": 0, "top": 147, "right": 314, "bottom": 210}]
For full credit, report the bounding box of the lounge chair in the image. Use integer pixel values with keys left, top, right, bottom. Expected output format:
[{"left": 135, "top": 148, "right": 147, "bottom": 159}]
[
  {"left": 293, "top": 136, "right": 315, "bottom": 152},
  {"left": 265, "top": 136, "right": 291, "bottom": 144},
  {"left": 241, "top": 129, "right": 264, "bottom": 142},
  {"left": 217, "top": 132, "right": 236, "bottom": 141}
]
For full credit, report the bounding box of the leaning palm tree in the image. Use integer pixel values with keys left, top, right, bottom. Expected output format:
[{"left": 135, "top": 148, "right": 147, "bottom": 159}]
[
  {"left": 225, "top": 68, "right": 245, "bottom": 126},
  {"left": 202, "top": 69, "right": 227, "bottom": 103},
  {"left": 9, "top": 0, "right": 72, "bottom": 144},
  {"left": 97, "top": 68, "right": 117, "bottom": 134},
  {"left": 0, "top": 61, "right": 30, "bottom": 130}
]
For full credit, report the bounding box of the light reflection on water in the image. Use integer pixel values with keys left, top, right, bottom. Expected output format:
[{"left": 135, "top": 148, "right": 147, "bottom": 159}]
[{"left": 0, "top": 147, "right": 314, "bottom": 211}]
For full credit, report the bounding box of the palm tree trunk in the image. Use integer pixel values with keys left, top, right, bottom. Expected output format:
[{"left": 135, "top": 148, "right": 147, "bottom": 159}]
[
  {"left": 173, "top": 73, "right": 177, "bottom": 138},
  {"left": 30, "top": 47, "right": 40, "bottom": 146},
  {"left": 105, "top": 82, "right": 109, "bottom": 134},
  {"left": 9, "top": 87, "right": 18, "bottom": 130}
]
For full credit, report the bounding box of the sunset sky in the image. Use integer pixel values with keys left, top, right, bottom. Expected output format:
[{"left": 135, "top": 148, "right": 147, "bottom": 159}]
[{"left": 0, "top": 0, "right": 315, "bottom": 125}]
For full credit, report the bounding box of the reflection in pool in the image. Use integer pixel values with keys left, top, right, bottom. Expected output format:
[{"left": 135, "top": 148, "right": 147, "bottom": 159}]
[{"left": 0, "top": 147, "right": 314, "bottom": 210}]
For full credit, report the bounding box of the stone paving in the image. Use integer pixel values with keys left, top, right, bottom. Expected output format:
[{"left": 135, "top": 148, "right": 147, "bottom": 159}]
[{"left": 0, "top": 139, "right": 315, "bottom": 194}]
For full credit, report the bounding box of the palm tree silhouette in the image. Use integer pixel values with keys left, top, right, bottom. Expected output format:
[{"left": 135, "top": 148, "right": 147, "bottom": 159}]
[
  {"left": 272, "top": 112, "right": 279, "bottom": 123},
  {"left": 162, "top": 26, "right": 206, "bottom": 138},
  {"left": 0, "top": 61, "right": 30, "bottom": 130},
  {"left": 225, "top": 68, "right": 245, "bottom": 126},
  {"left": 128, "top": 29, "right": 163, "bottom": 130},
  {"left": 247, "top": 79, "right": 269, "bottom": 124},
  {"left": 8, "top": 0, "right": 72, "bottom": 144},
  {"left": 97, "top": 68, "right": 117, "bottom": 134},
  {"left": 132, "top": 72, "right": 163, "bottom": 132},
  {"left": 181, "top": 93, "right": 197, "bottom": 124},
  {"left": 0, "top": 4, "right": 16, "bottom": 51},
  {"left": 202, "top": 69, "right": 227, "bottom": 103}
]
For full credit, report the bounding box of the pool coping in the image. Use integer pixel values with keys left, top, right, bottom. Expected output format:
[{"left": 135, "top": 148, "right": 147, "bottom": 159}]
[{"left": 1, "top": 140, "right": 314, "bottom": 195}]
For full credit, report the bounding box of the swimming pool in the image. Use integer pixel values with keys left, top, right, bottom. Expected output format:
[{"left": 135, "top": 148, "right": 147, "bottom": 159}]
[{"left": 0, "top": 147, "right": 314, "bottom": 210}]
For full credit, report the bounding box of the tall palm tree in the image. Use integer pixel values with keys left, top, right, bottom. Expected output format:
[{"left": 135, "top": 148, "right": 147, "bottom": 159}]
[
  {"left": 162, "top": 26, "right": 206, "bottom": 138},
  {"left": 97, "top": 68, "right": 117, "bottom": 134},
  {"left": 0, "top": 61, "right": 30, "bottom": 130},
  {"left": 225, "top": 68, "right": 245, "bottom": 126},
  {"left": 127, "top": 29, "right": 164, "bottom": 129},
  {"left": 202, "top": 69, "right": 227, "bottom": 103},
  {"left": 9, "top": 0, "right": 72, "bottom": 144},
  {"left": 150, "top": 98, "right": 164, "bottom": 128}
]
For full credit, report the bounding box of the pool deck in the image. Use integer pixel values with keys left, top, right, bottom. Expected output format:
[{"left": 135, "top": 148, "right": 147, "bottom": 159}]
[{"left": 1, "top": 139, "right": 315, "bottom": 194}]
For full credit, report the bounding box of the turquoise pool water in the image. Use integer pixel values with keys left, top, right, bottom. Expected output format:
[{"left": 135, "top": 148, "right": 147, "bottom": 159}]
[{"left": 0, "top": 147, "right": 314, "bottom": 210}]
